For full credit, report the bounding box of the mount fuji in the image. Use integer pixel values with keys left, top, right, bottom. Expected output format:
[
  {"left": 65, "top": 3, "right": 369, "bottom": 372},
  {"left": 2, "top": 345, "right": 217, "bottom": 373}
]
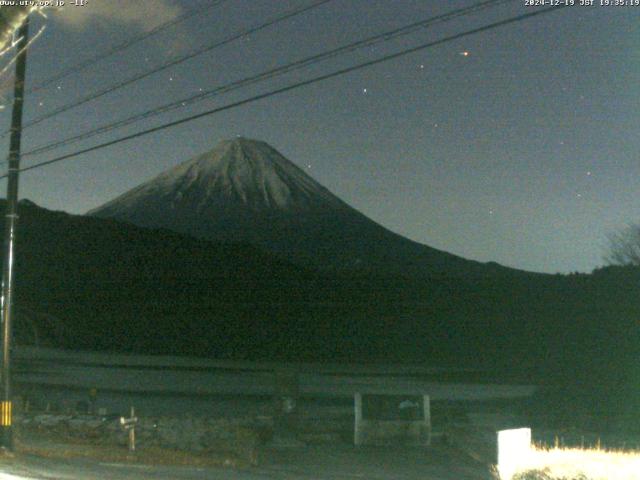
[{"left": 89, "top": 137, "right": 512, "bottom": 276}]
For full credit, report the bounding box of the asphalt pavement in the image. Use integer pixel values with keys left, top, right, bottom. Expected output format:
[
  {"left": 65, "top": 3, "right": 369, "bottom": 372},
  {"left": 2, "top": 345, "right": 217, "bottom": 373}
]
[{"left": 0, "top": 444, "right": 494, "bottom": 480}]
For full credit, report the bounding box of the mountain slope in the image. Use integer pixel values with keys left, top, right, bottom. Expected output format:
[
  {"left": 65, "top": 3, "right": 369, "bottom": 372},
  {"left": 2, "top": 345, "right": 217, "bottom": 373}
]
[
  {"left": 4, "top": 200, "right": 640, "bottom": 432},
  {"left": 89, "top": 137, "right": 517, "bottom": 277},
  {"left": 2, "top": 200, "right": 639, "bottom": 389},
  {"left": 8, "top": 199, "right": 318, "bottom": 356}
]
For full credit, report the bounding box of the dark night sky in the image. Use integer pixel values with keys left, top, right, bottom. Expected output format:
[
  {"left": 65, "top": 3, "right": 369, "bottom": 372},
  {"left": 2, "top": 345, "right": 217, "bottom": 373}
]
[{"left": 0, "top": 0, "right": 637, "bottom": 274}]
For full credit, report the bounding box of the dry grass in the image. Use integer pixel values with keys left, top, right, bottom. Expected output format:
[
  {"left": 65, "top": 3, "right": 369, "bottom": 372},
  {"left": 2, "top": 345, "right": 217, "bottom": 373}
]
[
  {"left": 12, "top": 426, "right": 258, "bottom": 468},
  {"left": 501, "top": 444, "right": 640, "bottom": 480}
]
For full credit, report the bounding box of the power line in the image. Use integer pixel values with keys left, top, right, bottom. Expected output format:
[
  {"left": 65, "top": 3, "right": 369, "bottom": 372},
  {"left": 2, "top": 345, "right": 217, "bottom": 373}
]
[
  {"left": 11, "top": 0, "right": 333, "bottom": 136},
  {"left": 23, "top": 0, "right": 511, "bottom": 158},
  {"left": 27, "top": 0, "right": 229, "bottom": 94},
  {"left": 3, "top": 4, "right": 568, "bottom": 179}
]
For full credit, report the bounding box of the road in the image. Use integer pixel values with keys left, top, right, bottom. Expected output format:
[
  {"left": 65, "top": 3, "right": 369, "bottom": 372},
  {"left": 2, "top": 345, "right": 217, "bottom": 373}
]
[
  {"left": 14, "top": 346, "right": 535, "bottom": 417},
  {"left": 0, "top": 445, "right": 493, "bottom": 480}
]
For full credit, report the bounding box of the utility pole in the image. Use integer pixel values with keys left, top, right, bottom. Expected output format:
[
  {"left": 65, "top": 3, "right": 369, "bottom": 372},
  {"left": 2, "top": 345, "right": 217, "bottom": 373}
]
[{"left": 0, "top": 17, "right": 29, "bottom": 451}]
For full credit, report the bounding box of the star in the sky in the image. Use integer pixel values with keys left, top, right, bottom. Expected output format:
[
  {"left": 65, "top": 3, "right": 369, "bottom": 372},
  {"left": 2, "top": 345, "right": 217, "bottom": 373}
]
[{"left": 460, "top": 51, "right": 469, "bottom": 57}]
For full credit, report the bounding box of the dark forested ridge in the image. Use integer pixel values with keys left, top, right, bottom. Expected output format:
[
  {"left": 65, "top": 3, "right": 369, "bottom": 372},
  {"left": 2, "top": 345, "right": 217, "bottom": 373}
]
[{"left": 3, "top": 200, "right": 639, "bottom": 389}]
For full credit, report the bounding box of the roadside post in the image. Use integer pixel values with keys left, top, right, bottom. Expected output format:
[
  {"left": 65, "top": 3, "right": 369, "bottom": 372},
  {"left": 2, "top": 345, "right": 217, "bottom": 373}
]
[{"left": 120, "top": 406, "right": 138, "bottom": 453}]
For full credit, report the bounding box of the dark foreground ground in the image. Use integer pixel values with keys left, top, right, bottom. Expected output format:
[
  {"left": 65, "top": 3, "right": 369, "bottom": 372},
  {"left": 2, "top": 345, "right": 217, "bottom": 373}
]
[
  {"left": 12, "top": 347, "right": 640, "bottom": 479},
  {"left": 0, "top": 442, "right": 493, "bottom": 480}
]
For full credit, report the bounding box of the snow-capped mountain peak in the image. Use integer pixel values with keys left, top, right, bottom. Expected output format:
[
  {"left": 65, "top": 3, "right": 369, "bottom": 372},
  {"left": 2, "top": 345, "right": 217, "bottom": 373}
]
[
  {"left": 89, "top": 137, "right": 504, "bottom": 276},
  {"left": 94, "top": 137, "right": 346, "bottom": 216}
]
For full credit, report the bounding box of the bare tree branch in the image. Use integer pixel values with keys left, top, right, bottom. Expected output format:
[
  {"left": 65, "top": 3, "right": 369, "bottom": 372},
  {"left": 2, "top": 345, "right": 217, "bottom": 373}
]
[{"left": 605, "top": 224, "right": 640, "bottom": 266}]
